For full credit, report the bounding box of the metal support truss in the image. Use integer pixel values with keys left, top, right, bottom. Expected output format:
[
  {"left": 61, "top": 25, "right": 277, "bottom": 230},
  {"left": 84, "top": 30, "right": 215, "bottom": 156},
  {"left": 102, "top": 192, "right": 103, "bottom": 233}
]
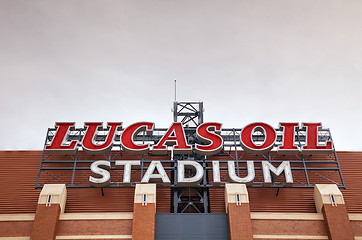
[
  {"left": 173, "top": 101, "right": 203, "bottom": 127},
  {"left": 172, "top": 101, "right": 208, "bottom": 213}
]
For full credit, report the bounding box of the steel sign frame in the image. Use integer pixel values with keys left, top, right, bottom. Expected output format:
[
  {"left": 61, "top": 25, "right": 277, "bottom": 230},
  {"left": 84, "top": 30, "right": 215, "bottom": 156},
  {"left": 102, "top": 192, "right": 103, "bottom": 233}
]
[
  {"left": 36, "top": 102, "right": 345, "bottom": 213},
  {"left": 36, "top": 126, "right": 344, "bottom": 188}
]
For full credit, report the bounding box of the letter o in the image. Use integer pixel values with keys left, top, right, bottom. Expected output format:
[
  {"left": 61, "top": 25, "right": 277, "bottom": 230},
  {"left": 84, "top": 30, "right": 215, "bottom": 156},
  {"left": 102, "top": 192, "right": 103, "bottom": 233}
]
[{"left": 240, "top": 122, "right": 276, "bottom": 153}]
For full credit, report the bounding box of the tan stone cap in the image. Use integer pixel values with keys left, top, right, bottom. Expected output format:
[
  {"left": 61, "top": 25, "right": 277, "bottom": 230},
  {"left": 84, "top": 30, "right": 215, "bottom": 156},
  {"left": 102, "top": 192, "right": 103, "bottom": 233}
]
[
  {"left": 134, "top": 183, "right": 156, "bottom": 207},
  {"left": 225, "top": 183, "right": 249, "bottom": 212},
  {"left": 314, "top": 184, "right": 345, "bottom": 213},
  {"left": 38, "top": 184, "right": 67, "bottom": 213}
]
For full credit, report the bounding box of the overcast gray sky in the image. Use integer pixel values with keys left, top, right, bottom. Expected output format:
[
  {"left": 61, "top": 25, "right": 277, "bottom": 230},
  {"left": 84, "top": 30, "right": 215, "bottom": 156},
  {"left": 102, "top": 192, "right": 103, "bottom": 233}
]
[{"left": 1, "top": 0, "right": 362, "bottom": 150}]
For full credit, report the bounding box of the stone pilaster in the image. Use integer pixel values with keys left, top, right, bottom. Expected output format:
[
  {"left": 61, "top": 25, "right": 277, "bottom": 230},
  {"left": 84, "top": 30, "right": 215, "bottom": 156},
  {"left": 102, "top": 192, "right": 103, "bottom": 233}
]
[
  {"left": 30, "top": 184, "right": 66, "bottom": 240},
  {"left": 314, "top": 184, "right": 354, "bottom": 240},
  {"left": 225, "top": 183, "right": 253, "bottom": 240},
  {"left": 132, "top": 184, "right": 156, "bottom": 240}
]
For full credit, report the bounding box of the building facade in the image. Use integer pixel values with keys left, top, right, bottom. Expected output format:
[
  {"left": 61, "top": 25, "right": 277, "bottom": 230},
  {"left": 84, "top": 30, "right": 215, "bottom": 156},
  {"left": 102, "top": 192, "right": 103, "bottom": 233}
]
[
  {"left": 0, "top": 150, "right": 361, "bottom": 240},
  {"left": 0, "top": 102, "right": 361, "bottom": 240}
]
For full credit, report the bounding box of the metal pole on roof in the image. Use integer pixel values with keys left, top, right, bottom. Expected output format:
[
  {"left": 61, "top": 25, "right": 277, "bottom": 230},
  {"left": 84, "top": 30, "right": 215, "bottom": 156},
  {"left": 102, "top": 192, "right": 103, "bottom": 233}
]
[{"left": 174, "top": 79, "right": 177, "bottom": 102}]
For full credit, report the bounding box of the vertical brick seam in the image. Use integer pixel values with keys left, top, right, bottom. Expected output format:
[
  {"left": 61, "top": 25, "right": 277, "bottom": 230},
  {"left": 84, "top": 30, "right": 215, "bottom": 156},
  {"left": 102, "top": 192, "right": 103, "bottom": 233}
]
[
  {"left": 228, "top": 203, "right": 253, "bottom": 240},
  {"left": 30, "top": 204, "right": 61, "bottom": 240},
  {"left": 132, "top": 203, "right": 155, "bottom": 240},
  {"left": 322, "top": 204, "right": 354, "bottom": 240}
]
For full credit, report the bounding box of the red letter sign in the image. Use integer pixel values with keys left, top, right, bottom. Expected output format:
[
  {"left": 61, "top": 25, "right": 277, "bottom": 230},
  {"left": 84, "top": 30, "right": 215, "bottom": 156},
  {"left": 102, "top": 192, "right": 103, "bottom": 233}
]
[
  {"left": 82, "top": 122, "right": 122, "bottom": 153},
  {"left": 240, "top": 122, "right": 276, "bottom": 153},
  {"left": 301, "top": 123, "right": 332, "bottom": 153},
  {"left": 121, "top": 122, "right": 154, "bottom": 154},
  {"left": 44, "top": 122, "right": 78, "bottom": 154},
  {"left": 153, "top": 122, "right": 192, "bottom": 154},
  {"left": 195, "top": 122, "right": 223, "bottom": 156},
  {"left": 278, "top": 122, "right": 299, "bottom": 154}
]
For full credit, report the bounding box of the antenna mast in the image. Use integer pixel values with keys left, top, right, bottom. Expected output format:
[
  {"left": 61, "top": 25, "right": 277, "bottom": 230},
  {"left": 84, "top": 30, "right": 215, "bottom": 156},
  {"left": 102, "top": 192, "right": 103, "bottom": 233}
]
[{"left": 174, "top": 79, "right": 177, "bottom": 102}]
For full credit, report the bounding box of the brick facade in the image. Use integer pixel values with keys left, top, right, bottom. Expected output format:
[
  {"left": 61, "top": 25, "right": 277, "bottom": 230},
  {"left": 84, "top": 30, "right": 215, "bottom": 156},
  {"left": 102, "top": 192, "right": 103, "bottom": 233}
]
[
  {"left": 227, "top": 203, "right": 253, "bottom": 240},
  {"left": 30, "top": 204, "right": 61, "bottom": 240},
  {"left": 132, "top": 203, "right": 156, "bottom": 240},
  {"left": 322, "top": 204, "right": 354, "bottom": 240}
]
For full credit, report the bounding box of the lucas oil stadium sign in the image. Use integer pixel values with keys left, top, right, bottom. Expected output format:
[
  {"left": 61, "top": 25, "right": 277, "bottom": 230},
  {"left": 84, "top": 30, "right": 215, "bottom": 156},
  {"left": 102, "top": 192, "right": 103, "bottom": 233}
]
[{"left": 38, "top": 121, "right": 342, "bottom": 188}]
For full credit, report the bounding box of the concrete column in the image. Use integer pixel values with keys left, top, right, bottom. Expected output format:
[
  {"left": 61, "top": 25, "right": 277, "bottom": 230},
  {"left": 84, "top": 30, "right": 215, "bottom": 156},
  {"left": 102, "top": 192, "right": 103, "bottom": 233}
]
[
  {"left": 225, "top": 183, "right": 253, "bottom": 240},
  {"left": 30, "top": 184, "right": 66, "bottom": 240},
  {"left": 132, "top": 184, "right": 156, "bottom": 240},
  {"left": 314, "top": 184, "right": 354, "bottom": 240}
]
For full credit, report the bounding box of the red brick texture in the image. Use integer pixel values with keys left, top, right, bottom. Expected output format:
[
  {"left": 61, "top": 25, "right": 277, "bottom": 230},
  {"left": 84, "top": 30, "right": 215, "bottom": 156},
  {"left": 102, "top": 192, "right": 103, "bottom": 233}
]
[
  {"left": 54, "top": 238, "right": 131, "bottom": 240},
  {"left": 0, "top": 221, "right": 33, "bottom": 237},
  {"left": 227, "top": 203, "right": 253, "bottom": 240},
  {"left": 30, "top": 204, "right": 61, "bottom": 240},
  {"left": 322, "top": 204, "right": 354, "bottom": 240},
  {"left": 54, "top": 238, "right": 130, "bottom": 240},
  {"left": 56, "top": 219, "right": 132, "bottom": 236},
  {"left": 350, "top": 220, "right": 362, "bottom": 236},
  {"left": 132, "top": 203, "right": 156, "bottom": 240},
  {"left": 251, "top": 219, "right": 327, "bottom": 236}
]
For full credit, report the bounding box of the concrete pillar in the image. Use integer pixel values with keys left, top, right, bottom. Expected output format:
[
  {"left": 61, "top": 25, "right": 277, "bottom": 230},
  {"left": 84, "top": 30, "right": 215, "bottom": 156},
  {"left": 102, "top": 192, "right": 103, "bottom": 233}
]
[
  {"left": 314, "top": 184, "right": 354, "bottom": 240},
  {"left": 225, "top": 183, "right": 253, "bottom": 240},
  {"left": 30, "top": 184, "right": 66, "bottom": 240},
  {"left": 132, "top": 184, "right": 156, "bottom": 240}
]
